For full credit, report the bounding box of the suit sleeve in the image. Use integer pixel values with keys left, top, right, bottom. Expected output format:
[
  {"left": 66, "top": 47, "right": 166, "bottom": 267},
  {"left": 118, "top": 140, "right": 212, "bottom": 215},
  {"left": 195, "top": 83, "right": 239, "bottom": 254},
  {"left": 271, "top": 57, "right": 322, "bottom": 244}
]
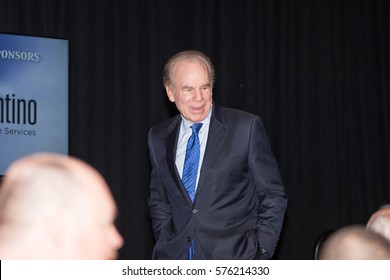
[
  {"left": 147, "top": 128, "right": 174, "bottom": 241},
  {"left": 249, "top": 117, "right": 288, "bottom": 257}
]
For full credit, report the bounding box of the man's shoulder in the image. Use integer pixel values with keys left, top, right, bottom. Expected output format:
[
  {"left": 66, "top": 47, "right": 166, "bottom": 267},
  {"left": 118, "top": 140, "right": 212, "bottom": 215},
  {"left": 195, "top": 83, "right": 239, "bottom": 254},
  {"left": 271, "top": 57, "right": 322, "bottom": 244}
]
[{"left": 149, "top": 114, "right": 180, "bottom": 135}]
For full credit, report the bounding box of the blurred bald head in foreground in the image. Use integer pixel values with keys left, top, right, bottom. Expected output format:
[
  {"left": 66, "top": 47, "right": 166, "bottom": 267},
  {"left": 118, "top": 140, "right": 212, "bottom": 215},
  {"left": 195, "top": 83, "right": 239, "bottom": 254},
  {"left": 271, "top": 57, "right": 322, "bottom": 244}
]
[
  {"left": 0, "top": 153, "right": 123, "bottom": 259},
  {"left": 366, "top": 204, "right": 390, "bottom": 242},
  {"left": 317, "top": 225, "right": 390, "bottom": 260}
]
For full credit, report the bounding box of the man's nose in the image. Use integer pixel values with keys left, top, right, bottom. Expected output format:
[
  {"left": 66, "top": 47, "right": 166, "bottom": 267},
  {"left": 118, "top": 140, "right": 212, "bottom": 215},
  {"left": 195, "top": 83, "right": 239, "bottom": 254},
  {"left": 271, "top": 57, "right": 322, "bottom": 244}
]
[
  {"left": 192, "top": 88, "right": 203, "bottom": 101},
  {"left": 112, "top": 226, "right": 124, "bottom": 249}
]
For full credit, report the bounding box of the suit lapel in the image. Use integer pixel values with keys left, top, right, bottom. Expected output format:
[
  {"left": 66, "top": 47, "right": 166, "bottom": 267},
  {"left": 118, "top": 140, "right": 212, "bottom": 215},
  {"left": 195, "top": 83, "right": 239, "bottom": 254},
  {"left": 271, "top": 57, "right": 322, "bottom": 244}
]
[
  {"left": 164, "top": 117, "right": 193, "bottom": 204},
  {"left": 197, "top": 107, "right": 227, "bottom": 194}
]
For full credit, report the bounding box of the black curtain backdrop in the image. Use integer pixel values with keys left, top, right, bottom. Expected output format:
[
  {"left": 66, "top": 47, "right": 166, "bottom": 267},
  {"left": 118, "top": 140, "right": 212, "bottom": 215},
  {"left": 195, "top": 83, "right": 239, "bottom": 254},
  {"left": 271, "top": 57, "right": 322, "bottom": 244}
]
[{"left": 0, "top": 0, "right": 389, "bottom": 260}]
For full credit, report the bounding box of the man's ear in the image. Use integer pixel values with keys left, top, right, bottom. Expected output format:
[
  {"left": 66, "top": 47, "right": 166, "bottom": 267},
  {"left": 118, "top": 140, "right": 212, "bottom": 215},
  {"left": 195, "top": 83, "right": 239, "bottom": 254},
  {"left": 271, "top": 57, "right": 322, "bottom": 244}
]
[{"left": 166, "top": 86, "right": 175, "bottom": 103}]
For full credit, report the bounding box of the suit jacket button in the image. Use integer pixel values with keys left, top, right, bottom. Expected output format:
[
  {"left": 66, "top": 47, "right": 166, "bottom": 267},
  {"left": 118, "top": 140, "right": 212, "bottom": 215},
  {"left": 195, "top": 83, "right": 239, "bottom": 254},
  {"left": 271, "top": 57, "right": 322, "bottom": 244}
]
[{"left": 192, "top": 209, "right": 199, "bottom": 214}]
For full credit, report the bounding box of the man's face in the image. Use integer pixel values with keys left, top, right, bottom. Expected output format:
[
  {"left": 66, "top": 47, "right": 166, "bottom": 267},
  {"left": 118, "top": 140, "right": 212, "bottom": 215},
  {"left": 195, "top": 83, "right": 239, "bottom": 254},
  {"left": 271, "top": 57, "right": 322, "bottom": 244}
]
[
  {"left": 85, "top": 190, "right": 123, "bottom": 259},
  {"left": 73, "top": 169, "right": 124, "bottom": 260},
  {"left": 166, "top": 59, "right": 213, "bottom": 123}
]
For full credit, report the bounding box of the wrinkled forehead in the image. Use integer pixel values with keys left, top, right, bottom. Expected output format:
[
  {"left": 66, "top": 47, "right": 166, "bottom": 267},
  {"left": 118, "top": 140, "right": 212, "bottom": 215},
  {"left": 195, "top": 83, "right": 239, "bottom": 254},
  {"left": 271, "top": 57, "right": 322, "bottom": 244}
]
[
  {"left": 173, "top": 58, "right": 208, "bottom": 72},
  {"left": 172, "top": 60, "right": 210, "bottom": 83}
]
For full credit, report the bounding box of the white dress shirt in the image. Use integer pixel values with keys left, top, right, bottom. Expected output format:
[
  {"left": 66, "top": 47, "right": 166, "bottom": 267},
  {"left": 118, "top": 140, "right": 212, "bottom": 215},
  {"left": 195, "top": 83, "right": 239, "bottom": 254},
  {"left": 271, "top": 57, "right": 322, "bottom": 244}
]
[{"left": 175, "top": 106, "right": 212, "bottom": 190}]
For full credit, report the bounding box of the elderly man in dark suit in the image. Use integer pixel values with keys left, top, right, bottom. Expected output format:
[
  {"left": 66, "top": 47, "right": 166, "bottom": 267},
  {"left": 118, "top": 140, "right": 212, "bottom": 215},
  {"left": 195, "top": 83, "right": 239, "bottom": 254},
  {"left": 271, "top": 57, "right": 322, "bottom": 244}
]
[{"left": 148, "top": 50, "right": 287, "bottom": 260}]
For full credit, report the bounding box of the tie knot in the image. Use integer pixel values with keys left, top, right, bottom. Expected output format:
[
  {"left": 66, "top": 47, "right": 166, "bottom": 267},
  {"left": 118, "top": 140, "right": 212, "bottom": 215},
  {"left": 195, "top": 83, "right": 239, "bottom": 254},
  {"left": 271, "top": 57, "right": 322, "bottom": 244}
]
[{"left": 191, "top": 123, "right": 203, "bottom": 134}]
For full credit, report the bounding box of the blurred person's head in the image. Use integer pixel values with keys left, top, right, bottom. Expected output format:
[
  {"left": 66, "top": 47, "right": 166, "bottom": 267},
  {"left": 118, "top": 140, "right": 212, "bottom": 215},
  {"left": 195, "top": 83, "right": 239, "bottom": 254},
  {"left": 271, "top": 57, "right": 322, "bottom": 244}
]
[
  {"left": 366, "top": 204, "right": 390, "bottom": 241},
  {"left": 0, "top": 153, "right": 123, "bottom": 259},
  {"left": 317, "top": 225, "right": 390, "bottom": 260}
]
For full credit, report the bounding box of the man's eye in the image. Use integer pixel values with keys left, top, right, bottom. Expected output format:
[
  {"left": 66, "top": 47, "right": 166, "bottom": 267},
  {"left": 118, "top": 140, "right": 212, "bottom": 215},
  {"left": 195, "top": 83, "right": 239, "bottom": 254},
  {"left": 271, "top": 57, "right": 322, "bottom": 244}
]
[{"left": 183, "top": 88, "right": 193, "bottom": 93}]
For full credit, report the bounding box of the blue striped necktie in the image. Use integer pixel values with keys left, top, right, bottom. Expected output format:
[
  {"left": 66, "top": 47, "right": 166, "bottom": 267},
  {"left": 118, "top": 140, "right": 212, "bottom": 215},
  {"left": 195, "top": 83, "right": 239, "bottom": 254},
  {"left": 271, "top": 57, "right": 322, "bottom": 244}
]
[{"left": 182, "top": 122, "right": 202, "bottom": 259}]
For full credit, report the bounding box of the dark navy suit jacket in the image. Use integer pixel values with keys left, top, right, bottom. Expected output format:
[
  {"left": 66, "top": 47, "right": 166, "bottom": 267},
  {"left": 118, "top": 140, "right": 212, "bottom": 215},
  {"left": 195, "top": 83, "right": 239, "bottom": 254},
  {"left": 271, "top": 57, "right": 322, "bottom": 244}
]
[{"left": 148, "top": 105, "right": 287, "bottom": 259}]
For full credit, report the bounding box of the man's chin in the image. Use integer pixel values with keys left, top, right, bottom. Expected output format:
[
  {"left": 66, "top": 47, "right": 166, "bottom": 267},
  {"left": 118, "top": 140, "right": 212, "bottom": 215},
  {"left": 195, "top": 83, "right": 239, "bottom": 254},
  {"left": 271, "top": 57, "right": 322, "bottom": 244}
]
[{"left": 187, "top": 113, "right": 207, "bottom": 123}]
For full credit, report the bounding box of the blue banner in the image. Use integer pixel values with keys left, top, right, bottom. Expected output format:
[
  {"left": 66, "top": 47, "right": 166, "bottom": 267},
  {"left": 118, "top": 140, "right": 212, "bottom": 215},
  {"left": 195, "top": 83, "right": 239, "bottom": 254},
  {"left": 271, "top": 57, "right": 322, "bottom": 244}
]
[{"left": 0, "top": 33, "right": 68, "bottom": 175}]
